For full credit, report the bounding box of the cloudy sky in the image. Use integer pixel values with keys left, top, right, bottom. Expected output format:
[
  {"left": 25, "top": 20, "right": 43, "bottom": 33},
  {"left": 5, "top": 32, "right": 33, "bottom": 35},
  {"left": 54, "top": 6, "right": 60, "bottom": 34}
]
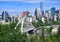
[{"left": 0, "top": 0, "right": 60, "bottom": 16}]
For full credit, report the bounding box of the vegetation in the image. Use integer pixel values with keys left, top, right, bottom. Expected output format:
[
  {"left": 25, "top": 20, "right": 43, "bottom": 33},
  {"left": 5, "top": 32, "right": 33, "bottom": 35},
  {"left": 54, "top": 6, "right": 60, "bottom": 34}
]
[
  {"left": 57, "top": 26, "right": 60, "bottom": 37},
  {"left": 32, "top": 21, "right": 60, "bottom": 28},
  {"left": 0, "top": 23, "right": 27, "bottom": 42},
  {"left": 0, "top": 21, "right": 60, "bottom": 42}
]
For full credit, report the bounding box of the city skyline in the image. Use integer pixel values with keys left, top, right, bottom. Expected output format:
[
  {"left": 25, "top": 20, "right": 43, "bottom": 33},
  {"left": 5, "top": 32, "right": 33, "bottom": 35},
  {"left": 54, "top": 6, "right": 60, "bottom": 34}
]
[{"left": 0, "top": 0, "right": 60, "bottom": 16}]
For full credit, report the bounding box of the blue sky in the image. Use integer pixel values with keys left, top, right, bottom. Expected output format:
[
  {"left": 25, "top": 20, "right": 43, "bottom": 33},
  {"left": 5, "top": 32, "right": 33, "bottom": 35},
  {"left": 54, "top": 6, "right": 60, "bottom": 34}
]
[{"left": 0, "top": 0, "right": 60, "bottom": 16}]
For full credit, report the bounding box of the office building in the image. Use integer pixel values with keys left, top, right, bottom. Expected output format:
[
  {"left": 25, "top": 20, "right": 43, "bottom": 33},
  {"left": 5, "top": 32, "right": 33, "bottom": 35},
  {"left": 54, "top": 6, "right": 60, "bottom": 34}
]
[
  {"left": 50, "top": 7, "right": 56, "bottom": 21},
  {"left": 35, "top": 8, "right": 41, "bottom": 20},
  {"left": 40, "top": 2, "right": 44, "bottom": 15},
  {"left": 54, "top": 14, "right": 57, "bottom": 21},
  {"left": 2, "top": 11, "right": 9, "bottom": 22},
  {"left": 45, "top": 10, "right": 49, "bottom": 21},
  {"left": 55, "top": 10, "right": 59, "bottom": 21},
  {"left": 48, "top": 10, "right": 51, "bottom": 21}
]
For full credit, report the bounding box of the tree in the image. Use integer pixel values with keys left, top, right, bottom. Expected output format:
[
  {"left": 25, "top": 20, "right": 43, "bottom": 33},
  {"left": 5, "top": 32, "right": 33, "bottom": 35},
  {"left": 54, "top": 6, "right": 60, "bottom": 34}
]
[
  {"left": 47, "top": 27, "right": 53, "bottom": 35},
  {"left": 0, "top": 24, "right": 1, "bottom": 32},
  {"left": 57, "top": 26, "right": 60, "bottom": 37}
]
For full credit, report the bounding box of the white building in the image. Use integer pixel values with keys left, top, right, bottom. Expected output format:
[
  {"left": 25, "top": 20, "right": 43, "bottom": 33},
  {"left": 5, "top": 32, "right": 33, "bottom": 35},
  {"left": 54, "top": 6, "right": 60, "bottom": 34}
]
[
  {"left": 0, "top": 14, "right": 2, "bottom": 20},
  {"left": 41, "top": 16, "right": 46, "bottom": 23},
  {"left": 32, "top": 15, "right": 38, "bottom": 22},
  {"left": 27, "top": 14, "right": 33, "bottom": 22},
  {"left": 45, "top": 10, "right": 49, "bottom": 21},
  {"left": 54, "top": 14, "right": 57, "bottom": 21},
  {"left": 48, "top": 10, "right": 51, "bottom": 20}
]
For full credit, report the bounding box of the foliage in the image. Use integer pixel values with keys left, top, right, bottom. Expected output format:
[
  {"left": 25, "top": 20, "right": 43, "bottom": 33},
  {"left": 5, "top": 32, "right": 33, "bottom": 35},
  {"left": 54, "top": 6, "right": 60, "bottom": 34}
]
[
  {"left": 0, "top": 23, "right": 27, "bottom": 42},
  {"left": 47, "top": 27, "right": 53, "bottom": 34},
  {"left": 0, "top": 22, "right": 60, "bottom": 42},
  {"left": 57, "top": 26, "right": 60, "bottom": 37}
]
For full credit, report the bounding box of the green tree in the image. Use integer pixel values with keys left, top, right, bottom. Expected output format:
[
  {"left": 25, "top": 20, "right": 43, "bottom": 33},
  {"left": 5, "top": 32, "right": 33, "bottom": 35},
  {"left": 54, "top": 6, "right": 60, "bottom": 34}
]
[
  {"left": 57, "top": 26, "right": 60, "bottom": 37},
  {"left": 0, "top": 24, "right": 1, "bottom": 32},
  {"left": 47, "top": 27, "right": 53, "bottom": 35}
]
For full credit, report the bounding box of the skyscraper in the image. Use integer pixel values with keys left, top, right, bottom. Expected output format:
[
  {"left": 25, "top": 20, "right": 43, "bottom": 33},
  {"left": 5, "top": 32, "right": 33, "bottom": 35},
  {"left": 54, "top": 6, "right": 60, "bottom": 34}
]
[
  {"left": 58, "top": 10, "right": 60, "bottom": 20},
  {"left": 35, "top": 8, "right": 37, "bottom": 19},
  {"left": 50, "top": 7, "right": 56, "bottom": 21},
  {"left": 40, "top": 2, "right": 44, "bottom": 15},
  {"left": 2, "top": 11, "right": 9, "bottom": 22},
  {"left": 35, "top": 8, "right": 41, "bottom": 20},
  {"left": 45, "top": 10, "right": 49, "bottom": 21},
  {"left": 48, "top": 10, "right": 52, "bottom": 21},
  {"left": 40, "top": 2, "right": 43, "bottom": 11}
]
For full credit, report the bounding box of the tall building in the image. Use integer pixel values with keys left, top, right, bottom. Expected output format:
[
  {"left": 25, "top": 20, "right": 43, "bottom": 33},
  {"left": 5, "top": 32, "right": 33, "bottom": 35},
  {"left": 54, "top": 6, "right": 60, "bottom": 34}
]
[
  {"left": 27, "top": 14, "right": 33, "bottom": 22},
  {"left": 57, "top": 9, "right": 60, "bottom": 21},
  {"left": 35, "top": 8, "right": 41, "bottom": 20},
  {"left": 40, "top": 2, "right": 44, "bottom": 15},
  {"left": 48, "top": 10, "right": 51, "bottom": 21},
  {"left": 54, "top": 14, "right": 57, "bottom": 21},
  {"left": 2, "top": 11, "right": 9, "bottom": 22},
  {"left": 35, "top": 2, "right": 44, "bottom": 21},
  {"left": 40, "top": 2, "right": 43, "bottom": 11},
  {"left": 50, "top": 7, "right": 56, "bottom": 21},
  {"left": 35, "top": 8, "right": 37, "bottom": 19},
  {"left": 55, "top": 10, "right": 59, "bottom": 21},
  {"left": 45, "top": 10, "right": 49, "bottom": 21}
]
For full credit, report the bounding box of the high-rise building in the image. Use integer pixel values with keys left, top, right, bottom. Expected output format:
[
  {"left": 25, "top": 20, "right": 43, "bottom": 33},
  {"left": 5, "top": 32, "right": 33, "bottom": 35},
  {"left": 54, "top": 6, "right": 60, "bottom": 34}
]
[
  {"left": 50, "top": 7, "right": 56, "bottom": 21},
  {"left": 35, "top": 8, "right": 42, "bottom": 20},
  {"left": 35, "top": 8, "right": 37, "bottom": 19},
  {"left": 55, "top": 10, "right": 59, "bottom": 21},
  {"left": 35, "top": 2, "right": 44, "bottom": 21},
  {"left": 2, "top": 11, "right": 9, "bottom": 22},
  {"left": 48, "top": 10, "right": 51, "bottom": 21},
  {"left": 40, "top": 2, "right": 44, "bottom": 15},
  {"left": 40, "top": 2, "right": 43, "bottom": 11},
  {"left": 54, "top": 14, "right": 57, "bottom": 21},
  {"left": 58, "top": 9, "right": 60, "bottom": 20},
  {"left": 45, "top": 10, "right": 49, "bottom": 21}
]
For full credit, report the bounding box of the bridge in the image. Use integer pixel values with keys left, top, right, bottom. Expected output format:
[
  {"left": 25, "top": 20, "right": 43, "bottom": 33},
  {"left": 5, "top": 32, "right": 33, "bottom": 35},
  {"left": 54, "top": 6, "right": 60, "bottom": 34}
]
[{"left": 14, "top": 13, "right": 35, "bottom": 34}]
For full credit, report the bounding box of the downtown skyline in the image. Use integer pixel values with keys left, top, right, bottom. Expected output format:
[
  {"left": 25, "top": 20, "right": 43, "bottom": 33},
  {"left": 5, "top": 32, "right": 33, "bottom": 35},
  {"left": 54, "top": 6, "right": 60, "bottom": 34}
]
[{"left": 0, "top": 0, "right": 60, "bottom": 16}]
